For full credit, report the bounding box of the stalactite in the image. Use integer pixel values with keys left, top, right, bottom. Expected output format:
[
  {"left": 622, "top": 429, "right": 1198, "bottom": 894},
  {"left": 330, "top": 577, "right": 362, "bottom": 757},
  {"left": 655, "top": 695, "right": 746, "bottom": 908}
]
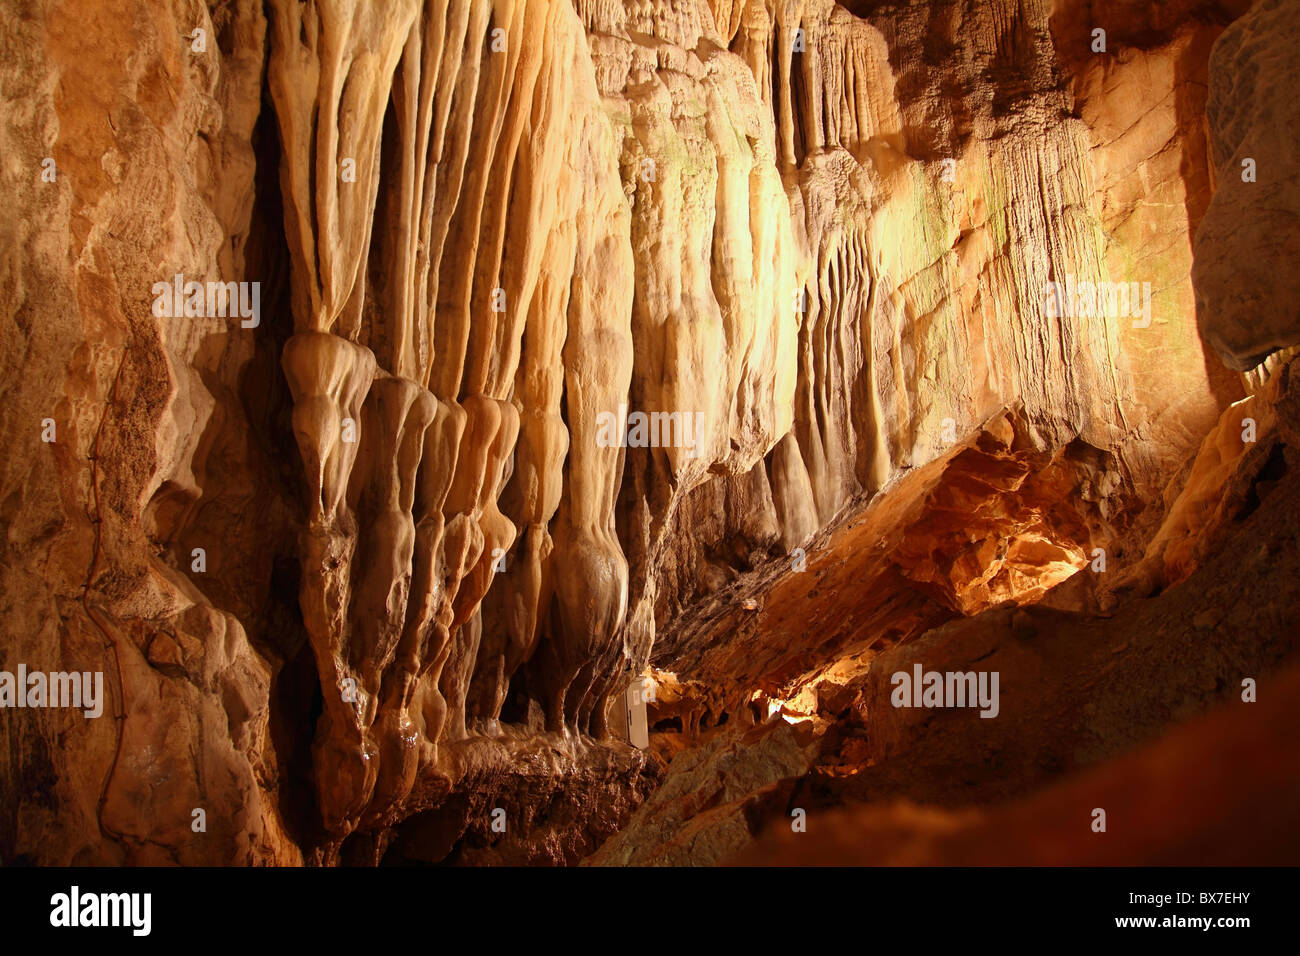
[{"left": 9, "top": 0, "right": 1284, "bottom": 865}]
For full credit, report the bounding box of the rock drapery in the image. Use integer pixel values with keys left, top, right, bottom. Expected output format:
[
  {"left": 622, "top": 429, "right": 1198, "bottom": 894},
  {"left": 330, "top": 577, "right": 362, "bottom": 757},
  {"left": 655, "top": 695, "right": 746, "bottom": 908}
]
[{"left": 1, "top": 0, "right": 1297, "bottom": 865}]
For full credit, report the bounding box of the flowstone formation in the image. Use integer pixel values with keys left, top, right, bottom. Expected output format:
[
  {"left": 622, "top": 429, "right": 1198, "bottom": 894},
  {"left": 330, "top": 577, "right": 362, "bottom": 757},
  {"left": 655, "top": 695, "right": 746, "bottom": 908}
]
[{"left": 1, "top": 0, "right": 1296, "bottom": 866}]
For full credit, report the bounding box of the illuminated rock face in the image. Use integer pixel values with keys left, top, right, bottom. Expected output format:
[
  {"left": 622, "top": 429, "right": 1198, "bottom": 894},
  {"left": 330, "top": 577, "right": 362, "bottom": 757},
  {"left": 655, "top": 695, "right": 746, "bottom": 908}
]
[{"left": 0, "top": 0, "right": 1290, "bottom": 866}]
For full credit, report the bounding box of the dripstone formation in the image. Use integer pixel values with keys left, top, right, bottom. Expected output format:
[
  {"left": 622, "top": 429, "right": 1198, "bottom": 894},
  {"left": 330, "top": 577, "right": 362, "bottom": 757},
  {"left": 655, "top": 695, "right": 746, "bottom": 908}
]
[{"left": 2, "top": 0, "right": 1297, "bottom": 865}]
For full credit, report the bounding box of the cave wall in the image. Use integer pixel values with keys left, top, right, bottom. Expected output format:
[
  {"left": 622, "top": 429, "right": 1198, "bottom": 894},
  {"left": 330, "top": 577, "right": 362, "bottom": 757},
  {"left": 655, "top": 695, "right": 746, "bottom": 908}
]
[
  {"left": 0, "top": 0, "right": 299, "bottom": 864},
  {"left": 1, "top": 0, "right": 1289, "bottom": 864}
]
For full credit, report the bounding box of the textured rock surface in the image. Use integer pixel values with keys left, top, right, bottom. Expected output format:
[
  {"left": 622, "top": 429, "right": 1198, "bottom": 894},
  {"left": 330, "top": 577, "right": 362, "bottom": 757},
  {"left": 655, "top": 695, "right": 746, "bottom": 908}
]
[
  {"left": 736, "top": 658, "right": 1300, "bottom": 866},
  {"left": 1194, "top": 0, "right": 1300, "bottom": 371},
  {"left": 604, "top": 355, "right": 1300, "bottom": 863},
  {"left": 0, "top": 0, "right": 1290, "bottom": 866},
  {"left": 585, "top": 714, "right": 819, "bottom": 866},
  {"left": 0, "top": 0, "right": 295, "bottom": 865}
]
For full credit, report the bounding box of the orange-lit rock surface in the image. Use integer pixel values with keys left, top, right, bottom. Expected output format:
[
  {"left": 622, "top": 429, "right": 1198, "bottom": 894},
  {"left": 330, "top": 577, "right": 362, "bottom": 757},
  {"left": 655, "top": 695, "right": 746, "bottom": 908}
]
[
  {"left": 601, "top": 357, "right": 1300, "bottom": 864},
  {"left": 735, "top": 658, "right": 1300, "bottom": 866},
  {"left": 1, "top": 0, "right": 1295, "bottom": 866}
]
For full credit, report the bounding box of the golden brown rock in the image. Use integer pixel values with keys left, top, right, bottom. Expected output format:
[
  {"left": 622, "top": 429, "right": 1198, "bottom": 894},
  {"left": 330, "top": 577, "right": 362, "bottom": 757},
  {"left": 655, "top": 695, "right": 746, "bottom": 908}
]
[{"left": 1, "top": 0, "right": 1291, "bottom": 867}]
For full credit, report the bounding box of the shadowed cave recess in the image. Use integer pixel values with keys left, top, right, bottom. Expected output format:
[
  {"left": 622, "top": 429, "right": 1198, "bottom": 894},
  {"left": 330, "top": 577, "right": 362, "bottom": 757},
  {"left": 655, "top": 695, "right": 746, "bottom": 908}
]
[{"left": 2, "top": 0, "right": 1299, "bottom": 867}]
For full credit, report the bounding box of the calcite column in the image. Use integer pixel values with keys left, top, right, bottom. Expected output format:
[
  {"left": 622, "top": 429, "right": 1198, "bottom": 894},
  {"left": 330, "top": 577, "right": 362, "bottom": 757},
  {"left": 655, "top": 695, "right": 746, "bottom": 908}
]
[{"left": 268, "top": 0, "right": 418, "bottom": 835}]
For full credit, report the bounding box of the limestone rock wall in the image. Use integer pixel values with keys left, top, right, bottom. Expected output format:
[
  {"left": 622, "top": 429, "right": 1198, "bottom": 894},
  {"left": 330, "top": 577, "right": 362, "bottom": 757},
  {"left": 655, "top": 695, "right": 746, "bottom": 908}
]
[
  {"left": 0, "top": 0, "right": 294, "bottom": 864},
  {"left": 1194, "top": 0, "right": 1300, "bottom": 371},
  {"left": 0, "top": 0, "right": 1257, "bottom": 864},
  {"left": 642, "top": 0, "right": 1242, "bottom": 638}
]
